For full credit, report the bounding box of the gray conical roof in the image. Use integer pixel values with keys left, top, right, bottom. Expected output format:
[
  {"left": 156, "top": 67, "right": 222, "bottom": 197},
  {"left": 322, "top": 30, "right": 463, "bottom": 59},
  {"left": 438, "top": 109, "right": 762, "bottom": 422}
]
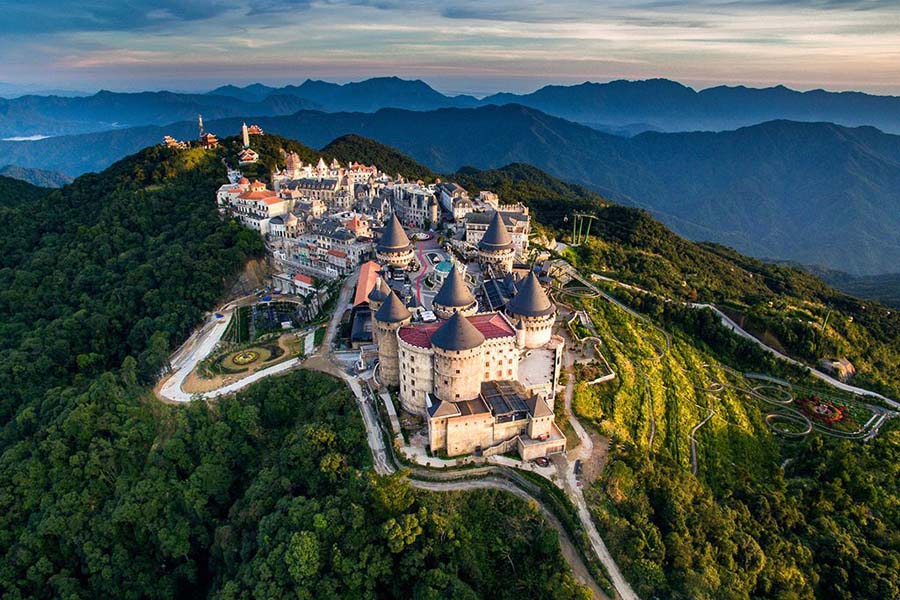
[
  {"left": 367, "top": 276, "right": 389, "bottom": 303},
  {"left": 431, "top": 312, "right": 485, "bottom": 351},
  {"left": 377, "top": 213, "right": 411, "bottom": 252},
  {"left": 375, "top": 290, "right": 411, "bottom": 323},
  {"left": 506, "top": 271, "right": 555, "bottom": 317},
  {"left": 433, "top": 264, "right": 475, "bottom": 309},
  {"left": 478, "top": 211, "right": 513, "bottom": 251}
]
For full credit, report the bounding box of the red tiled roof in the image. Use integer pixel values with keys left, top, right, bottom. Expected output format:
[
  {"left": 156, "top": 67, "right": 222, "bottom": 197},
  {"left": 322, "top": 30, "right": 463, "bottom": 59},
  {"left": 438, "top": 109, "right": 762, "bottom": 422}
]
[
  {"left": 398, "top": 313, "right": 515, "bottom": 348},
  {"left": 293, "top": 273, "right": 314, "bottom": 285},
  {"left": 327, "top": 249, "right": 348, "bottom": 258},
  {"left": 353, "top": 260, "right": 382, "bottom": 306},
  {"left": 238, "top": 190, "right": 277, "bottom": 200}
]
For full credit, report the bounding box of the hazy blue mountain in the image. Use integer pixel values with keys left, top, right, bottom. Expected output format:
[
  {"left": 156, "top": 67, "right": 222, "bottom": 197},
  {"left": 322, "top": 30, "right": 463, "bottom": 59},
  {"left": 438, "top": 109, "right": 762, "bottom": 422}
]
[
  {"left": 0, "top": 165, "right": 72, "bottom": 188},
  {"left": 6, "top": 77, "right": 900, "bottom": 139},
  {"left": 482, "top": 79, "right": 900, "bottom": 133},
  {"left": 0, "top": 91, "right": 321, "bottom": 138},
  {"left": 263, "top": 77, "right": 478, "bottom": 112},
  {"left": 207, "top": 83, "right": 278, "bottom": 102},
  {"left": 3, "top": 104, "right": 899, "bottom": 275}
]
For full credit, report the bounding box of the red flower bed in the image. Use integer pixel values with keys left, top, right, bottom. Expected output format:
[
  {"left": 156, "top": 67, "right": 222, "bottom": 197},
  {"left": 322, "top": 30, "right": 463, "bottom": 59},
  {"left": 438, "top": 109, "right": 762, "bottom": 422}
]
[{"left": 796, "top": 395, "right": 850, "bottom": 424}]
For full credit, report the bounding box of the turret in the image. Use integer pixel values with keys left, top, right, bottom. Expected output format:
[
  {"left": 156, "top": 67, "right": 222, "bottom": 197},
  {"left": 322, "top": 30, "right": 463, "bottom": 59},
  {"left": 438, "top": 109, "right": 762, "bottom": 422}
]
[
  {"left": 478, "top": 211, "right": 514, "bottom": 274},
  {"left": 431, "top": 313, "right": 486, "bottom": 402},
  {"left": 374, "top": 290, "right": 412, "bottom": 387},
  {"left": 375, "top": 213, "right": 415, "bottom": 268},
  {"left": 432, "top": 264, "right": 477, "bottom": 319},
  {"left": 505, "top": 271, "right": 556, "bottom": 348}
]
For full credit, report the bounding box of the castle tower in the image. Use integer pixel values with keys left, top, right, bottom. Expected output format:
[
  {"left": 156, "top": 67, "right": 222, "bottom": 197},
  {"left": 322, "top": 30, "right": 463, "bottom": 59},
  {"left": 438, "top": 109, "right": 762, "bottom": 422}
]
[
  {"left": 478, "top": 211, "right": 514, "bottom": 274},
  {"left": 366, "top": 276, "right": 390, "bottom": 346},
  {"left": 376, "top": 213, "right": 415, "bottom": 268},
  {"left": 241, "top": 122, "right": 250, "bottom": 148},
  {"left": 431, "top": 312, "right": 486, "bottom": 402},
  {"left": 374, "top": 290, "right": 411, "bottom": 387},
  {"left": 505, "top": 271, "right": 556, "bottom": 348},
  {"left": 432, "top": 264, "right": 478, "bottom": 320}
]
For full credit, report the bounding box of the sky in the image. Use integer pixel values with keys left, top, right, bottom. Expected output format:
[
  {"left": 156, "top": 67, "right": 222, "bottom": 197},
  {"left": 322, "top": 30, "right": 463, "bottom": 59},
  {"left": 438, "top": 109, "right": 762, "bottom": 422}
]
[{"left": 0, "top": 0, "right": 898, "bottom": 96}]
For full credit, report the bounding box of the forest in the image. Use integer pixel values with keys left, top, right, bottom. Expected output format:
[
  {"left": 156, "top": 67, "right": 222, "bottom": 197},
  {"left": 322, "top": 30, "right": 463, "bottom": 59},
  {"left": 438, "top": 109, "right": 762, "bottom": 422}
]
[{"left": 0, "top": 143, "right": 588, "bottom": 599}]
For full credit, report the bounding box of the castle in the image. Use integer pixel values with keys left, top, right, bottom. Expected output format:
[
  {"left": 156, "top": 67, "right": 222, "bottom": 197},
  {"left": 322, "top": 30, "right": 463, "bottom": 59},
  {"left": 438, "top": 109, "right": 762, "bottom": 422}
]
[{"left": 372, "top": 254, "right": 566, "bottom": 459}]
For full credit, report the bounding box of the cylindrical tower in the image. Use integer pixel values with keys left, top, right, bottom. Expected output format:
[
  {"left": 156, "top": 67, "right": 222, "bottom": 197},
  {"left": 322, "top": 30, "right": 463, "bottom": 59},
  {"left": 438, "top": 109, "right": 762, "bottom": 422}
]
[
  {"left": 505, "top": 271, "right": 556, "bottom": 348},
  {"left": 376, "top": 213, "right": 415, "bottom": 268},
  {"left": 431, "top": 264, "right": 478, "bottom": 320},
  {"left": 478, "top": 211, "right": 515, "bottom": 274},
  {"left": 366, "top": 275, "right": 390, "bottom": 346},
  {"left": 431, "top": 312, "right": 485, "bottom": 402},
  {"left": 374, "top": 290, "right": 411, "bottom": 387}
]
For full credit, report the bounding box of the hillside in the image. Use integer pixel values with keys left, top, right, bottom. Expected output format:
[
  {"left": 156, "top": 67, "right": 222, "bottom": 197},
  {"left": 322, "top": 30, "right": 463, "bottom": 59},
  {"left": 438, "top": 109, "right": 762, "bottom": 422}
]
[
  {"left": 0, "top": 174, "right": 48, "bottom": 205},
  {"left": 450, "top": 158, "right": 900, "bottom": 599},
  {"left": 439, "top": 159, "right": 900, "bottom": 400},
  {"left": 7, "top": 104, "right": 899, "bottom": 274},
  {"left": 0, "top": 164, "right": 72, "bottom": 187},
  {"left": 198, "top": 106, "right": 900, "bottom": 275},
  {"left": 0, "top": 143, "right": 588, "bottom": 599}
]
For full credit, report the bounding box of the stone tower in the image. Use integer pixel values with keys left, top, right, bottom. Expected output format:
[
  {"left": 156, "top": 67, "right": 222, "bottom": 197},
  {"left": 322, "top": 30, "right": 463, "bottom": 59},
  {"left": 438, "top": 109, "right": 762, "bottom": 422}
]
[
  {"left": 505, "top": 271, "right": 556, "bottom": 348},
  {"left": 432, "top": 264, "right": 478, "bottom": 319},
  {"left": 367, "top": 275, "right": 390, "bottom": 345},
  {"left": 478, "top": 211, "right": 515, "bottom": 274},
  {"left": 374, "top": 290, "right": 411, "bottom": 387},
  {"left": 241, "top": 122, "right": 250, "bottom": 148},
  {"left": 376, "top": 213, "right": 415, "bottom": 268},
  {"left": 431, "top": 312, "right": 486, "bottom": 402}
]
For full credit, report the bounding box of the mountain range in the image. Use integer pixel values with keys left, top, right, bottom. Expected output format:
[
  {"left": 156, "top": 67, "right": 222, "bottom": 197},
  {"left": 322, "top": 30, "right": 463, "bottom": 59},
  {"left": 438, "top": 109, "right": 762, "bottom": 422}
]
[
  {"left": 5, "top": 103, "right": 896, "bottom": 275},
  {"left": 4, "top": 76, "right": 900, "bottom": 139},
  {"left": 0, "top": 165, "right": 72, "bottom": 188}
]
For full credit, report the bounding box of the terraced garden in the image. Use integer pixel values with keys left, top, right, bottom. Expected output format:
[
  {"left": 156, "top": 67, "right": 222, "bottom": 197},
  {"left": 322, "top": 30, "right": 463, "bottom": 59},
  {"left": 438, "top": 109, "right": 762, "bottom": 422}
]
[{"left": 573, "top": 295, "right": 777, "bottom": 484}]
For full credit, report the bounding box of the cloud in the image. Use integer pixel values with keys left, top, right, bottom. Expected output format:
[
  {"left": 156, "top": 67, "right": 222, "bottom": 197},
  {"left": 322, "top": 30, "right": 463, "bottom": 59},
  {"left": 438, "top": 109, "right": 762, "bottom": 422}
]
[{"left": 0, "top": 0, "right": 896, "bottom": 94}]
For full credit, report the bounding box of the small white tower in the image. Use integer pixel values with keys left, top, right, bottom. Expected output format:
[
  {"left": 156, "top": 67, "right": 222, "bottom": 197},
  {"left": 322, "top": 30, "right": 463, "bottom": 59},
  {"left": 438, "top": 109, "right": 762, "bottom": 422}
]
[{"left": 241, "top": 122, "right": 250, "bottom": 148}]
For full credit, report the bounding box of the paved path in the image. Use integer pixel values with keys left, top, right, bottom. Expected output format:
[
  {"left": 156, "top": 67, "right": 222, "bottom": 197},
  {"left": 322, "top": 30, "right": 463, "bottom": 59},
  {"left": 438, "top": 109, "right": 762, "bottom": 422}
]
[
  {"left": 692, "top": 303, "right": 900, "bottom": 408},
  {"left": 158, "top": 304, "right": 235, "bottom": 402}
]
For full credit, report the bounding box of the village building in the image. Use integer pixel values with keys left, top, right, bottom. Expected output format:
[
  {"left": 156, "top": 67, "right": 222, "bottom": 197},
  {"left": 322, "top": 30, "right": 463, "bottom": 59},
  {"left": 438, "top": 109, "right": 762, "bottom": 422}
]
[
  {"left": 436, "top": 181, "right": 473, "bottom": 221},
  {"left": 383, "top": 182, "right": 440, "bottom": 229}
]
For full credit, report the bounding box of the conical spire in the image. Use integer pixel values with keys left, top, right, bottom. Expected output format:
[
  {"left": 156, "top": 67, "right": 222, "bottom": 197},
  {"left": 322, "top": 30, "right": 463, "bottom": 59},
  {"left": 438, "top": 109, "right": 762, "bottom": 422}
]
[
  {"left": 375, "top": 290, "right": 411, "bottom": 323},
  {"left": 433, "top": 264, "right": 476, "bottom": 309},
  {"left": 367, "top": 276, "right": 389, "bottom": 303},
  {"left": 431, "top": 312, "right": 485, "bottom": 351},
  {"left": 377, "top": 213, "right": 412, "bottom": 253},
  {"left": 506, "top": 271, "right": 554, "bottom": 317},
  {"left": 478, "top": 211, "right": 513, "bottom": 251}
]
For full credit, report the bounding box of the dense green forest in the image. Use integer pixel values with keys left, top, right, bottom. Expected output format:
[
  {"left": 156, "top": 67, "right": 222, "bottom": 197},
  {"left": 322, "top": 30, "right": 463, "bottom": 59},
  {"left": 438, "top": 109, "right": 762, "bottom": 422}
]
[
  {"left": 0, "top": 142, "right": 589, "bottom": 599},
  {"left": 0, "top": 174, "right": 49, "bottom": 206}
]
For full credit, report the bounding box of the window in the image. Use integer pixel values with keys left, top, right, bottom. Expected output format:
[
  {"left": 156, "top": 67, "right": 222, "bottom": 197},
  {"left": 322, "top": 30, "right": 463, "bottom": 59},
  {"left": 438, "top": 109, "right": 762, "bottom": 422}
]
[{"left": 456, "top": 369, "right": 460, "bottom": 374}]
